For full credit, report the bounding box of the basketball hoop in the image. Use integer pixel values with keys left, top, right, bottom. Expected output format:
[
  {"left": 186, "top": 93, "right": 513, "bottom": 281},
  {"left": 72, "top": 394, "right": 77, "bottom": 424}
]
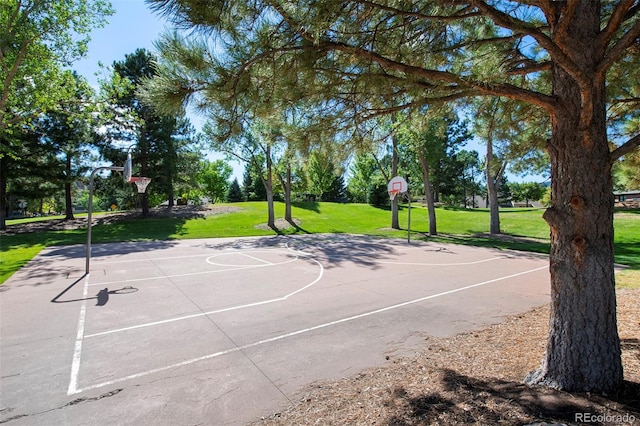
[
  {"left": 387, "top": 176, "right": 408, "bottom": 201},
  {"left": 130, "top": 176, "right": 151, "bottom": 193}
]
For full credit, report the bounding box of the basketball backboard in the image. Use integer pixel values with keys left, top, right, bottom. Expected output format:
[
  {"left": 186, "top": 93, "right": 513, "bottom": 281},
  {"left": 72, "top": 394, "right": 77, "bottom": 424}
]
[
  {"left": 123, "top": 153, "right": 132, "bottom": 183},
  {"left": 387, "top": 176, "right": 408, "bottom": 193}
]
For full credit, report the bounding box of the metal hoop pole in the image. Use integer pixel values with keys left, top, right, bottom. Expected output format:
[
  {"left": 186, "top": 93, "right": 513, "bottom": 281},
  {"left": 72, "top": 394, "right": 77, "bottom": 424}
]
[
  {"left": 407, "top": 190, "right": 411, "bottom": 244},
  {"left": 86, "top": 166, "right": 124, "bottom": 275}
]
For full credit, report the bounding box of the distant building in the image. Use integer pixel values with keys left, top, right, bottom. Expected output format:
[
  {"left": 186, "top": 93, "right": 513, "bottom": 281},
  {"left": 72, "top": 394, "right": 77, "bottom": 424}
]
[{"left": 614, "top": 190, "right": 640, "bottom": 207}]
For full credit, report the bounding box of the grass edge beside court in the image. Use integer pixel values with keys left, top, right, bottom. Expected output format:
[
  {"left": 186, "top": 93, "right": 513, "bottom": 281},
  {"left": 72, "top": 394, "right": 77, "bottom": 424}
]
[{"left": 1, "top": 202, "right": 638, "bottom": 288}]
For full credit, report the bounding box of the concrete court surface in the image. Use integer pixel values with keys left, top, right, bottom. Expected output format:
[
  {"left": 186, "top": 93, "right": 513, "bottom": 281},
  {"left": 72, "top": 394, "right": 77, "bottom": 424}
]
[{"left": 1, "top": 234, "right": 551, "bottom": 425}]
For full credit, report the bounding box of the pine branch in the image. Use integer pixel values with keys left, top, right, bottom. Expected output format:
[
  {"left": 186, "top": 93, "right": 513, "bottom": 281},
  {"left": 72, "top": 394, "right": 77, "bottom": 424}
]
[{"left": 610, "top": 134, "right": 640, "bottom": 162}]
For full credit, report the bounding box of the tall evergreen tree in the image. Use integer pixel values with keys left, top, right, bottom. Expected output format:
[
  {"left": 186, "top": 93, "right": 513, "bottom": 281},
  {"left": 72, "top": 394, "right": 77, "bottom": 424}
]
[
  {"left": 226, "top": 178, "right": 243, "bottom": 202},
  {"left": 101, "top": 49, "right": 197, "bottom": 215},
  {"left": 4, "top": 128, "right": 60, "bottom": 216},
  {"left": 322, "top": 175, "right": 346, "bottom": 202},
  {"left": 241, "top": 155, "right": 267, "bottom": 201}
]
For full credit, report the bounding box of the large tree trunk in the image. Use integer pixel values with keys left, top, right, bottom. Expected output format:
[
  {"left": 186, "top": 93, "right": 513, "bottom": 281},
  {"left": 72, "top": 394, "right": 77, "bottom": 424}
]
[
  {"left": 263, "top": 145, "right": 275, "bottom": 229},
  {"left": 139, "top": 133, "right": 150, "bottom": 218},
  {"left": 485, "top": 122, "right": 501, "bottom": 234},
  {"left": 418, "top": 150, "right": 436, "bottom": 236},
  {"left": 0, "top": 155, "right": 8, "bottom": 230},
  {"left": 284, "top": 164, "right": 292, "bottom": 223},
  {"left": 277, "top": 162, "right": 293, "bottom": 223},
  {"left": 525, "top": 3, "right": 622, "bottom": 393},
  {"left": 64, "top": 181, "right": 74, "bottom": 219},
  {"left": 167, "top": 180, "right": 175, "bottom": 208},
  {"left": 64, "top": 153, "right": 74, "bottom": 220}
]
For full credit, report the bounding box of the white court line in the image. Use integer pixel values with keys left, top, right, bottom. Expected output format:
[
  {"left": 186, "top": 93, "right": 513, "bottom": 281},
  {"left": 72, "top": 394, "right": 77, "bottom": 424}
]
[
  {"left": 237, "top": 252, "right": 274, "bottom": 265},
  {"left": 67, "top": 274, "right": 91, "bottom": 395},
  {"left": 378, "top": 256, "right": 506, "bottom": 266},
  {"left": 89, "top": 250, "right": 299, "bottom": 287},
  {"left": 93, "top": 248, "right": 294, "bottom": 265},
  {"left": 93, "top": 253, "right": 212, "bottom": 265},
  {"left": 83, "top": 256, "right": 324, "bottom": 339},
  {"left": 87, "top": 263, "right": 272, "bottom": 287},
  {"left": 206, "top": 251, "right": 298, "bottom": 267},
  {"left": 72, "top": 265, "right": 547, "bottom": 394}
]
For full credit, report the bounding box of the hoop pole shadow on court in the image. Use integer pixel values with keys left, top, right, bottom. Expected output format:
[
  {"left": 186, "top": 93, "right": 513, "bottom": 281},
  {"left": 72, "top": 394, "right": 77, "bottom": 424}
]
[{"left": 51, "top": 275, "right": 138, "bottom": 305}]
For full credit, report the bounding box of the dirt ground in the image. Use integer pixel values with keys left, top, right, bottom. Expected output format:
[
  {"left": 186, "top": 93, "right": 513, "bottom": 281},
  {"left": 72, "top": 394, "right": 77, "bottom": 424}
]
[{"left": 256, "top": 289, "right": 640, "bottom": 425}]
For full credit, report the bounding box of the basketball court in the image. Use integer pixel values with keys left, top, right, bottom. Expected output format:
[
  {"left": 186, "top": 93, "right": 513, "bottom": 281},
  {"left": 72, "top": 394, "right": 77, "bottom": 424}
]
[{"left": 0, "top": 234, "right": 550, "bottom": 425}]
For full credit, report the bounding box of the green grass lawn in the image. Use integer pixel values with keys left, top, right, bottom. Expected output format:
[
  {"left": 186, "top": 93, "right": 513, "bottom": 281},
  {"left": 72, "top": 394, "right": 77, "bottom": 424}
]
[{"left": 2, "top": 202, "right": 638, "bottom": 285}]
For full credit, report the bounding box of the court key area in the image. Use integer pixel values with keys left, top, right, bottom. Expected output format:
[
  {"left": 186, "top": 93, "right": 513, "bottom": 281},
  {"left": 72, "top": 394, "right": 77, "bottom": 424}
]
[{"left": 0, "top": 234, "right": 550, "bottom": 425}]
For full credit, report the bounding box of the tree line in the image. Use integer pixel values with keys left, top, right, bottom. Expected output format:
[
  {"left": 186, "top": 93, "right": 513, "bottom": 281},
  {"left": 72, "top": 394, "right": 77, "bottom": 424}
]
[{"left": 3, "top": 39, "right": 552, "bottom": 231}]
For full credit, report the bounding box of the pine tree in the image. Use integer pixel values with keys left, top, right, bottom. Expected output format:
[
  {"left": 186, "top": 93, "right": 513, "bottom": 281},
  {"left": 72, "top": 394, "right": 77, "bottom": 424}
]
[{"left": 226, "top": 178, "right": 243, "bottom": 202}]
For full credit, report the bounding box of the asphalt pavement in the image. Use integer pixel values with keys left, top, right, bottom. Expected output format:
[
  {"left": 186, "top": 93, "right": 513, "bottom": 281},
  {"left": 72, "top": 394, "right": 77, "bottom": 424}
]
[{"left": 0, "top": 234, "right": 550, "bottom": 425}]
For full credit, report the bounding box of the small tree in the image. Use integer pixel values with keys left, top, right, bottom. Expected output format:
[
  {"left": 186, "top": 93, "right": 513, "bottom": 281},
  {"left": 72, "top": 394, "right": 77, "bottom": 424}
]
[
  {"left": 242, "top": 154, "right": 268, "bottom": 201},
  {"left": 306, "top": 151, "right": 335, "bottom": 201},
  {"left": 368, "top": 179, "right": 390, "bottom": 208},
  {"left": 511, "top": 182, "right": 546, "bottom": 207},
  {"left": 322, "top": 175, "right": 346, "bottom": 202},
  {"left": 226, "top": 178, "right": 243, "bottom": 202},
  {"left": 198, "top": 160, "right": 232, "bottom": 203},
  {"left": 347, "top": 154, "right": 378, "bottom": 203}
]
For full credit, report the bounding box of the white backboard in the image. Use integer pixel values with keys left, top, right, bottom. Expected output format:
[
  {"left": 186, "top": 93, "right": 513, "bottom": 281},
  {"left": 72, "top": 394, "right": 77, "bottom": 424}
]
[{"left": 388, "top": 176, "right": 408, "bottom": 193}]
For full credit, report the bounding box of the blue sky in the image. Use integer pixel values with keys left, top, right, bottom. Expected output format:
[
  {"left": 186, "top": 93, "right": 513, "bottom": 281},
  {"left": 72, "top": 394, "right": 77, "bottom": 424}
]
[{"left": 74, "top": 1, "right": 166, "bottom": 89}]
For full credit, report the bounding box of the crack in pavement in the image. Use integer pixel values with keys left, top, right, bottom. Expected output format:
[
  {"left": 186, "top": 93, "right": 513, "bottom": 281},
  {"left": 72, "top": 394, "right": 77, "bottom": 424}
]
[{"left": 0, "top": 389, "right": 123, "bottom": 424}]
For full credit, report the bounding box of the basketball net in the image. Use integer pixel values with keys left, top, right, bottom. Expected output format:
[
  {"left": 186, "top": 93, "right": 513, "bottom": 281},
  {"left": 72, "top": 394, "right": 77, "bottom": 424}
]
[
  {"left": 388, "top": 181, "right": 404, "bottom": 201},
  {"left": 130, "top": 177, "right": 151, "bottom": 194}
]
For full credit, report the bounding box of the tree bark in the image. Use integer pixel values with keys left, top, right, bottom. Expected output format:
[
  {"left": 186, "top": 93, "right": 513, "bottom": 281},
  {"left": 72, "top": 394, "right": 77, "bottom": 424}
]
[
  {"left": 0, "top": 155, "right": 8, "bottom": 230},
  {"left": 277, "top": 162, "right": 293, "bottom": 223},
  {"left": 139, "top": 129, "right": 150, "bottom": 218},
  {"left": 284, "top": 164, "right": 292, "bottom": 223},
  {"left": 64, "top": 153, "right": 74, "bottom": 220},
  {"left": 485, "top": 117, "right": 501, "bottom": 234},
  {"left": 418, "top": 149, "right": 437, "bottom": 236},
  {"left": 263, "top": 145, "right": 275, "bottom": 229},
  {"left": 525, "top": 3, "right": 622, "bottom": 392}
]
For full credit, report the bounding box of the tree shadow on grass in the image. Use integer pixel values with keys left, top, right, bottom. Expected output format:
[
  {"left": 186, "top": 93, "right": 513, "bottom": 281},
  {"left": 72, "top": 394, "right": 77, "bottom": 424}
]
[
  {"left": 423, "top": 232, "right": 551, "bottom": 256},
  {"left": 286, "top": 218, "right": 312, "bottom": 234},
  {"left": 614, "top": 207, "right": 640, "bottom": 215},
  {"left": 291, "top": 201, "right": 321, "bottom": 213},
  {"left": 387, "top": 369, "right": 639, "bottom": 425},
  {"left": 269, "top": 219, "right": 314, "bottom": 235},
  {"left": 615, "top": 242, "right": 640, "bottom": 269}
]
